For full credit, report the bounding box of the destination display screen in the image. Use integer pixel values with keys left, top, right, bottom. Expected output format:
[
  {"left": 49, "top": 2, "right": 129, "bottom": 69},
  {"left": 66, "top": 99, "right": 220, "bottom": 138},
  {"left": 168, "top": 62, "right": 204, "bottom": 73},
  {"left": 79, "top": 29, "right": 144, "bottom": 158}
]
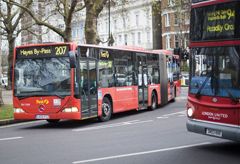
[
  {"left": 190, "top": 1, "right": 240, "bottom": 41},
  {"left": 16, "top": 44, "right": 70, "bottom": 59}
]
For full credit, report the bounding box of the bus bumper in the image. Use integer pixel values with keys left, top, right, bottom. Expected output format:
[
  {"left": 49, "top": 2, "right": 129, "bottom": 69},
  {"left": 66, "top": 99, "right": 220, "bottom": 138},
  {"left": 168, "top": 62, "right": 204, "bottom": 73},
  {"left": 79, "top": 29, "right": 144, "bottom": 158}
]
[
  {"left": 14, "top": 112, "right": 81, "bottom": 120},
  {"left": 187, "top": 119, "right": 240, "bottom": 142}
]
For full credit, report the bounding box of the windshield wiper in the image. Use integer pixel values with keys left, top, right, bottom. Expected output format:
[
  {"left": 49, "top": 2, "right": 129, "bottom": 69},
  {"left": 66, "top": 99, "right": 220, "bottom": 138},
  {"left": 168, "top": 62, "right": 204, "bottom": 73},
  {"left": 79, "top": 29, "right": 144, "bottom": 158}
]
[{"left": 221, "top": 85, "right": 238, "bottom": 104}]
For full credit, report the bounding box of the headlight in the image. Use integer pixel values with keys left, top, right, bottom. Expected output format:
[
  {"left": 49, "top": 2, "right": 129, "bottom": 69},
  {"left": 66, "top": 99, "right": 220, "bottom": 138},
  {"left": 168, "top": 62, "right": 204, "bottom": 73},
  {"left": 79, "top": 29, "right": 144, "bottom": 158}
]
[
  {"left": 62, "top": 107, "right": 78, "bottom": 113},
  {"left": 14, "top": 108, "right": 25, "bottom": 113},
  {"left": 187, "top": 108, "right": 194, "bottom": 118}
]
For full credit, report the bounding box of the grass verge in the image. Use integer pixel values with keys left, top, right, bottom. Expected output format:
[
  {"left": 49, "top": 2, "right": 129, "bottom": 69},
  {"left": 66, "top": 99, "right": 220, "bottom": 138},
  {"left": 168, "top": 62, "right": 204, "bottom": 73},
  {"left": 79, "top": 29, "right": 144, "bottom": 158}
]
[{"left": 0, "top": 105, "right": 13, "bottom": 120}]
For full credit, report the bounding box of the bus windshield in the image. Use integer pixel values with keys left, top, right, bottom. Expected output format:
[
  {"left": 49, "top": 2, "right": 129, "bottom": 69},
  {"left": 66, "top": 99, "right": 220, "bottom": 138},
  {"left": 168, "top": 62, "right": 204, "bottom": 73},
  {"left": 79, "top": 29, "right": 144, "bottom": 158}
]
[
  {"left": 189, "top": 46, "right": 240, "bottom": 98},
  {"left": 14, "top": 57, "right": 71, "bottom": 98}
]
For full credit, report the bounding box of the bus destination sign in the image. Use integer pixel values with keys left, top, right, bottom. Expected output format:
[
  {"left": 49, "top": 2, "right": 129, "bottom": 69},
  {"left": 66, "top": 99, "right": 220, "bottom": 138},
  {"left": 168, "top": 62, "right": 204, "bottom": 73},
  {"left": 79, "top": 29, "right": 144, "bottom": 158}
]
[
  {"left": 190, "top": 2, "right": 240, "bottom": 41},
  {"left": 206, "top": 8, "right": 235, "bottom": 35},
  {"left": 16, "top": 45, "right": 69, "bottom": 59}
]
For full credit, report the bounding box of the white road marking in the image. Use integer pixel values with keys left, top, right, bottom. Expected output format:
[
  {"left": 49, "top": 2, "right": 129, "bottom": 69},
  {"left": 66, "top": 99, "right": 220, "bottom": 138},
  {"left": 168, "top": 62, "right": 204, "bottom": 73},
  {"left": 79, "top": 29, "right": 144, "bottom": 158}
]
[
  {"left": 163, "top": 111, "right": 185, "bottom": 117},
  {"left": 0, "top": 120, "right": 45, "bottom": 129},
  {"left": 156, "top": 116, "right": 168, "bottom": 119},
  {"left": 178, "top": 115, "right": 186, "bottom": 117},
  {"left": 73, "top": 120, "right": 153, "bottom": 132},
  {"left": 72, "top": 142, "right": 211, "bottom": 164},
  {"left": 156, "top": 111, "right": 185, "bottom": 119},
  {"left": 0, "top": 136, "right": 23, "bottom": 141}
]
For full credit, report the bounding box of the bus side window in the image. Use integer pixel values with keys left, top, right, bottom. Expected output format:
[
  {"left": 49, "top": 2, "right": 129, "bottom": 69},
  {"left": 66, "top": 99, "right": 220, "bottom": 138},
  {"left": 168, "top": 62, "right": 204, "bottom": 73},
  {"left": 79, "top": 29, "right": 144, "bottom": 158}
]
[{"left": 99, "top": 60, "right": 114, "bottom": 88}]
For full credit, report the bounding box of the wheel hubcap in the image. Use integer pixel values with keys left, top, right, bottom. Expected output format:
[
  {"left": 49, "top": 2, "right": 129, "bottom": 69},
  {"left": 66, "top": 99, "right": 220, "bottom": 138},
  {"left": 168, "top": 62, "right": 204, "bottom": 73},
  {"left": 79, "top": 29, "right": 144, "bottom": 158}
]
[
  {"left": 152, "top": 96, "right": 156, "bottom": 109},
  {"left": 102, "top": 103, "right": 110, "bottom": 116}
]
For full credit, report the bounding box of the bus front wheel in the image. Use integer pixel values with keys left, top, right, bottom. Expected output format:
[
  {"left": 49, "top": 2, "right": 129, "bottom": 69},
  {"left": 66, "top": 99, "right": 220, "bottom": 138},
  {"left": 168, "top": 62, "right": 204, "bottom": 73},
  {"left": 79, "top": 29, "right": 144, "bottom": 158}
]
[{"left": 99, "top": 97, "right": 112, "bottom": 122}]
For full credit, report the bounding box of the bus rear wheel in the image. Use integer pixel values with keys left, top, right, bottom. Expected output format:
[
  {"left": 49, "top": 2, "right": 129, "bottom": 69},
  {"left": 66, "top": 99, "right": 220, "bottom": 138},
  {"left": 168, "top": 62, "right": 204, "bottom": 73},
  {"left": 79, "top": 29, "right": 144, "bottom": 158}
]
[
  {"left": 46, "top": 119, "right": 60, "bottom": 124},
  {"left": 99, "top": 97, "right": 112, "bottom": 122},
  {"left": 150, "top": 93, "right": 157, "bottom": 110}
]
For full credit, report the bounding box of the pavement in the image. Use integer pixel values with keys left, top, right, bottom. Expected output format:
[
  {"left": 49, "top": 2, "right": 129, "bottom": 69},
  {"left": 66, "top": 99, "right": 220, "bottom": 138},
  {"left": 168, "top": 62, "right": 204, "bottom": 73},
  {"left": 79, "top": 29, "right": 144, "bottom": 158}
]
[
  {"left": 1, "top": 87, "right": 233, "bottom": 164},
  {"left": 1, "top": 88, "right": 12, "bottom": 105},
  {"left": 0, "top": 88, "right": 16, "bottom": 126}
]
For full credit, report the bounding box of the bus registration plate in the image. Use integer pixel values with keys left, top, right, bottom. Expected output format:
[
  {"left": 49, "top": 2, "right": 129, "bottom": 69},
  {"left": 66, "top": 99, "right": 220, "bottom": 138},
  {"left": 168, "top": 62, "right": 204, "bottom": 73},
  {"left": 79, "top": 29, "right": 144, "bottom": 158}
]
[
  {"left": 35, "top": 115, "right": 49, "bottom": 119},
  {"left": 206, "top": 128, "right": 222, "bottom": 137}
]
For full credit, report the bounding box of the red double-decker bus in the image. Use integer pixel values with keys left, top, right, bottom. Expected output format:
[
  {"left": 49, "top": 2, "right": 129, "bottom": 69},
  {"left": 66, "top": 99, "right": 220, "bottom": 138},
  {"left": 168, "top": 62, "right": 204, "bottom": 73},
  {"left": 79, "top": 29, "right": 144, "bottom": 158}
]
[
  {"left": 187, "top": 0, "right": 240, "bottom": 141},
  {"left": 13, "top": 43, "right": 181, "bottom": 123}
]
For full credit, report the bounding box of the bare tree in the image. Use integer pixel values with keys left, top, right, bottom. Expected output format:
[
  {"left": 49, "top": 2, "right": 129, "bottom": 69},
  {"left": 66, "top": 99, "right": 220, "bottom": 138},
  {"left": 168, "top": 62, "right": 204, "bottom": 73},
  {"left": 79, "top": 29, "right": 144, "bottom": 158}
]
[
  {"left": 84, "top": 0, "right": 108, "bottom": 44},
  {"left": 0, "top": 0, "right": 33, "bottom": 89},
  {"left": 173, "top": 0, "right": 191, "bottom": 49},
  {"left": 6, "top": 0, "right": 85, "bottom": 42}
]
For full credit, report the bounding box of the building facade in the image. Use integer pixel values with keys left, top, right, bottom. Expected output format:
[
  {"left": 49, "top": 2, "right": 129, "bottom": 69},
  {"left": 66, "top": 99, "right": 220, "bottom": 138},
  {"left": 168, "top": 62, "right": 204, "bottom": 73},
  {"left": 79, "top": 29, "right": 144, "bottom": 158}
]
[
  {"left": 161, "top": 0, "right": 190, "bottom": 50},
  {"left": 97, "top": 0, "right": 162, "bottom": 50}
]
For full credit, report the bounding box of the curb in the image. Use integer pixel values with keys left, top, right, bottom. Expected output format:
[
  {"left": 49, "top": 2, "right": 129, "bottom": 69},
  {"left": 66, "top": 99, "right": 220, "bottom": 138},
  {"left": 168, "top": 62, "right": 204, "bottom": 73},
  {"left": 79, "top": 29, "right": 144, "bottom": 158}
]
[{"left": 0, "top": 119, "right": 28, "bottom": 126}]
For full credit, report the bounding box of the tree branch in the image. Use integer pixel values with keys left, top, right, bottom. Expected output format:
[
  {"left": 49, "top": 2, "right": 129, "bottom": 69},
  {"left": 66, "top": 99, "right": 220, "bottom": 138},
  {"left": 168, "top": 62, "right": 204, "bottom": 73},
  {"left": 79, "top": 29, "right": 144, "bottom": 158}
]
[
  {"left": 55, "top": 0, "right": 65, "bottom": 17},
  {"left": 3, "top": 0, "right": 65, "bottom": 38},
  {"left": 0, "top": 24, "right": 7, "bottom": 31},
  {"left": 13, "top": 1, "right": 33, "bottom": 31},
  {"left": 74, "top": 4, "right": 85, "bottom": 12}
]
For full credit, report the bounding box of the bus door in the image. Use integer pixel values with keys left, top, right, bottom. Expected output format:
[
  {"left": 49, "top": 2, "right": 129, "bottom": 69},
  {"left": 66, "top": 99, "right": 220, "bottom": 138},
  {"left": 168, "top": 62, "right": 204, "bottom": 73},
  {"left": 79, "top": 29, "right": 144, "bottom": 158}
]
[
  {"left": 167, "top": 56, "right": 175, "bottom": 100},
  {"left": 137, "top": 55, "right": 148, "bottom": 109},
  {"left": 79, "top": 59, "right": 98, "bottom": 119},
  {"left": 159, "top": 53, "right": 168, "bottom": 105}
]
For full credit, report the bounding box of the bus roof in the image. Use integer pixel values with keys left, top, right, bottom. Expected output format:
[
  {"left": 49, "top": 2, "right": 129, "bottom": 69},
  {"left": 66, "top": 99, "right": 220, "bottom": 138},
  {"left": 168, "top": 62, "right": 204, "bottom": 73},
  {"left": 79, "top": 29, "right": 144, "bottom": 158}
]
[
  {"left": 78, "top": 44, "right": 176, "bottom": 56},
  {"left": 15, "top": 42, "right": 177, "bottom": 57},
  {"left": 191, "top": 0, "right": 224, "bottom": 8}
]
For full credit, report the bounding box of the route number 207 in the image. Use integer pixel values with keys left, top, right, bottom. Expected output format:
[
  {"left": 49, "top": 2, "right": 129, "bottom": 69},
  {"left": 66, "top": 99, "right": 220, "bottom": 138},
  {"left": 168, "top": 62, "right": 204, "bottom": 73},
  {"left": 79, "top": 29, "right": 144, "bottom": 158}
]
[{"left": 55, "top": 46, "right": 67, "bottom": 56}]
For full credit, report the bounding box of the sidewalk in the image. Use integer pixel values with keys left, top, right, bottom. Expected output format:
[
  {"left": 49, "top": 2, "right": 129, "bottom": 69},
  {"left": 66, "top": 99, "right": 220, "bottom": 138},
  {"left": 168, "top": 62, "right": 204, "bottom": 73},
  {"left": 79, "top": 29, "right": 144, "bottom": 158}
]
[
  {"left": 0, "top": 89, "right": 15, "bottom": 126},
  {"left": 1, "top": 89, "right": 12, "bottom": 105}
]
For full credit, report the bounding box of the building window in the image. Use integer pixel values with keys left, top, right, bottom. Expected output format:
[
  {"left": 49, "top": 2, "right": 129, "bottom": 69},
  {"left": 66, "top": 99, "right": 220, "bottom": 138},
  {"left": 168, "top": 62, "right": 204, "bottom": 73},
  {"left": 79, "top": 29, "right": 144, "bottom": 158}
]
[
  {"left": 132, "top": 33, "right": 135, "bottom": 45},
  {"left": 136, "top": 14, "right": 139, "bottom": 26},
  {"left": 166, "top": 35, "right": 170, "bottom": 49},
  {"left": 105, "top": 19, "right": 108, "bottom": 33},
  {"left": 175, "top": 35, "right": 179, "bottom": 48},
  {"left": 124, "top": 34, "right": 128, "bottom": 45},
  {"left": 174, "top": 13, "right": 178, "bottom": 25},
  {"left": 165, "top": 14, "right": 170, "bottom": 27},
  {"left": 146, "top": 9, "right": 150, "bottom": 26},
  {"left": 114, "top": 19, "right": 117, "bottom": 30},
  {"left": 123, "top": 17, "right": 126, "bottom": 28},
  {"left": 137, "top": 32, "right": 141, "bottom": 44},
  {"left": 147, "top": 31, "right": 150, "bottom": 43},
  {"left": 118, "top": 35, "right": 122, "bottom": 44}
]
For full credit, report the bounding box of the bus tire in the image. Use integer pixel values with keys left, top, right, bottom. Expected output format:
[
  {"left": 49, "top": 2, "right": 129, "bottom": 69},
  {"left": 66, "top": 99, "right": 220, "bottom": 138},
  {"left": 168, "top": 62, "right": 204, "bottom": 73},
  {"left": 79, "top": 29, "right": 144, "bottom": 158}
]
[
  {"left": 46, "top": 119, "right": 60, "bottom": 124},
  {"left": 171, "top": 87, "right": 176, "bottom": 102},
  {"left": 150, "top": 92, "right": 157, "bottom": 110},
  {"left": 99, "top": 97, "right": 112, "bottom": 122}
]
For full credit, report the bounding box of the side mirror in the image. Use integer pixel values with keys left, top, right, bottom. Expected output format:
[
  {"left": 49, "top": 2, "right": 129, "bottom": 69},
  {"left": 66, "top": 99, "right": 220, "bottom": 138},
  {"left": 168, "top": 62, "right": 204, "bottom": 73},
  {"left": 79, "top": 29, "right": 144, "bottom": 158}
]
[{"left": 69, "top": 51, "right": 76, "bottom": 68}]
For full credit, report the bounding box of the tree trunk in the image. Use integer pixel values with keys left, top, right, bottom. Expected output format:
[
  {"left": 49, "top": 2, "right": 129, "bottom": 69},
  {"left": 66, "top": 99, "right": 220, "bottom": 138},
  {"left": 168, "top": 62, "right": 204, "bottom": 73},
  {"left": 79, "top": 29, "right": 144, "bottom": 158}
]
[
  {"left": 64, "top": 26, "right": 72, "bottom": 42},
  {"left": 7, "top": 36, "right": 15, "bottom": 90},
  {"left": 85, "top": 9, "right": 98, "bottom": 44},
  {"left": 64, "top": 13, "right": 73, "bottom": 42}
]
